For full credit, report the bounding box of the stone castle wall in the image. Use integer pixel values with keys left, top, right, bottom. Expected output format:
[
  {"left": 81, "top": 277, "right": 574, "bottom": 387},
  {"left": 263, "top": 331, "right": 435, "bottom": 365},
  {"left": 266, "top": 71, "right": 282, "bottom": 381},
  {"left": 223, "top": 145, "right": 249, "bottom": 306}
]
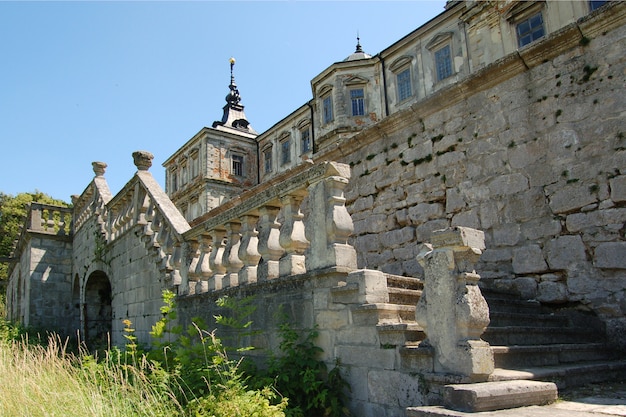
[{"left": 339, "top": 21, "right": 625, "bottom": 330}]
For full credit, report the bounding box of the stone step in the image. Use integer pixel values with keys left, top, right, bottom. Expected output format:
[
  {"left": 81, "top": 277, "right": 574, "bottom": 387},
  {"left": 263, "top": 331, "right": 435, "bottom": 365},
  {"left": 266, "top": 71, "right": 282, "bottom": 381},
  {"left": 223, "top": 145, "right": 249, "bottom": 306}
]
[
  {"left": 388, "top": 287, "right": 422, "bottom": 305},
  {"left": 484, "top": 297, "right": 543, "bottom": 315},
  {"left": 488, "top": 312, "right": 570, "bottom": 328},
  {"left": 386, "top": 274, "right": 424, "bottom": 291},
  {"left": 400, "top": 343, "right": 435, "bottom": 372},
  {"left": 483, "top": 326, "right": 601, "bottom": 346},
  {"left": 352, "top": 303, "right": 416, "bottom": 326},
  {"left": 488, "top": 360, "right": 626, "bottom": 390},
  {"left": 492, "top": 343, "right": 615, "bottom": 368},
  {"left": 377, "top": 322, "right": 425, "bottom": 347},
  {"left": 442, "top": 380, "right": 558, "bottom": 412}
]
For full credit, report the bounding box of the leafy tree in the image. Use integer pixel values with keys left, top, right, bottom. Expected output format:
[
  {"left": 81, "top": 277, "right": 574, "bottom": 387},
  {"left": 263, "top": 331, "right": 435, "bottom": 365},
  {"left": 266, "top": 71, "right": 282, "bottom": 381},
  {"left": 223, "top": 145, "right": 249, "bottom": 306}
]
[{"left": 0, "top": 191, "right": 69, "bottom": 281}]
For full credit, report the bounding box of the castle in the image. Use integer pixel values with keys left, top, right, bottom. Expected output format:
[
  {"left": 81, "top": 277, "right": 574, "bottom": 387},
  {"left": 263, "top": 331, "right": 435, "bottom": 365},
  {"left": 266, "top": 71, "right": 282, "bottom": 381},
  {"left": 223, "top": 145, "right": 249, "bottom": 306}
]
[{"left": 5, "top": 1, "right": 626, "bottom": 415}]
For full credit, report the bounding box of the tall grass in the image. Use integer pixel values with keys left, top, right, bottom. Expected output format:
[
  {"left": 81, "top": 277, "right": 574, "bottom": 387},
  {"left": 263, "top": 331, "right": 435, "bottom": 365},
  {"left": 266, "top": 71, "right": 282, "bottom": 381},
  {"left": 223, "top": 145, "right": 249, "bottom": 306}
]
[{"left": 0, "top": 335, "right": 181, "bottom": 417}]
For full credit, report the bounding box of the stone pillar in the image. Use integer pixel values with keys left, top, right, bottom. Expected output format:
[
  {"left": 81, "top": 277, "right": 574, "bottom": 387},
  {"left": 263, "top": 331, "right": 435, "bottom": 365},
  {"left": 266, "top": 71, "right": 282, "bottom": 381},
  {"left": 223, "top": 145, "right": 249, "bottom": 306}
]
[
  {"left": 238, "top": 215, "right": 261, "bottom": 285},
  {"left": 306, "top": 165, "right": 357, "bottom": 271},
  {"left": 415, "top": 226, "right": 493, "bottom": 381},
  {"left": 257, "top": 205, "right": 283, "bottom": 281},
  {"left": 209, "top": 229, "right": 227, "bottom": 291},
  {"left": 279, "top": 192, "right": 309, "bottom": 276},
  {"left": 222, "top": 222, "right": 243, "bottom": 288}
]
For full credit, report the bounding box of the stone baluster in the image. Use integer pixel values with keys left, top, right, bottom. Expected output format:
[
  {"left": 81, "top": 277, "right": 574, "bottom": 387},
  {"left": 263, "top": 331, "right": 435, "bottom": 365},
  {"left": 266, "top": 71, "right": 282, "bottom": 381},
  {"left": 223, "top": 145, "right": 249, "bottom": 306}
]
[
  {"left": 159, "top": 227, "right": 174, "bottom": 275},
  {"left": 257, "top": 205, "right": 284, "bottom": 281},
  {"left": 187, "top": 239, "right": 200, "bottom": 295},
  {"left": 222, "top": 222, "right": 243, "bottom": 288},
  {"left": 209, "top": 229, "right": 227, "bottom": 291},
  {"left": 195, "top": 234, "right": 212, "bottom": 293},
  {"left": 279, "top": 191, "right": 309, "bottom": 276},
  {"left": 171, "top": 241, "right": 184, "bottom": 292},
  {"left": 306, "top": 164, "right": 357, "bottom": 271},
  {"left": 238, "top": 214, "right": 261, "bottom": 285},
  {"left": 415, "top": 226, "right": 493, "bottom": 382}
]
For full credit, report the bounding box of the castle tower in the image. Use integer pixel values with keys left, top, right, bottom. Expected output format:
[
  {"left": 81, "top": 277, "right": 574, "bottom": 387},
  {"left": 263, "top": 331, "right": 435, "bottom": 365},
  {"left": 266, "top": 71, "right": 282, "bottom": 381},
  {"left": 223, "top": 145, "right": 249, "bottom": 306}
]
[{"left": 163, "top": 58, "right": 259, "bottom": 221}]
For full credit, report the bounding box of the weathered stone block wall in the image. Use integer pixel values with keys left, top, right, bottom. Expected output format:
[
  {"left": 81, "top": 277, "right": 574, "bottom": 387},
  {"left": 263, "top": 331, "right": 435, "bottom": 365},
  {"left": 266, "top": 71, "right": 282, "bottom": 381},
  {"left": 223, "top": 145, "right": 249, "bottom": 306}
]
[
  {"left": 25, "top": 235, "right": 74, "bottom": 335},
  {"left": 107, "top": 224, "right": 168, "bottom": 345},
  {"left": 176, "top": 269, "right": 425, "bottom": 417},
  {"left": 344, "top": 24, "right": 626, "bottom": 332}
]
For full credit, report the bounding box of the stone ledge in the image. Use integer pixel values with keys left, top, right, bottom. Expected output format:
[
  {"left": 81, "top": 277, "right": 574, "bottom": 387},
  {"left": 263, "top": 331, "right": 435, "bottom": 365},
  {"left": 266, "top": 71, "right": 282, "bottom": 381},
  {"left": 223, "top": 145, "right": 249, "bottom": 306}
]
[{"left": 443, "top": 380, "right": 557, "bottom": 412}]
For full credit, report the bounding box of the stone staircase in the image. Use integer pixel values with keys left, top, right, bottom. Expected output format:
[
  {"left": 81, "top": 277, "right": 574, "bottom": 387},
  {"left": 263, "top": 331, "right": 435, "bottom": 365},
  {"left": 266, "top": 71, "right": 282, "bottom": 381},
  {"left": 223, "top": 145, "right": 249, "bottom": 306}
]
[
  {"left": 482, "top": 289, "right": 626, "bottom": 390},
  {"left": 368, "top": 274, "right": 626, "bottom": 411}
]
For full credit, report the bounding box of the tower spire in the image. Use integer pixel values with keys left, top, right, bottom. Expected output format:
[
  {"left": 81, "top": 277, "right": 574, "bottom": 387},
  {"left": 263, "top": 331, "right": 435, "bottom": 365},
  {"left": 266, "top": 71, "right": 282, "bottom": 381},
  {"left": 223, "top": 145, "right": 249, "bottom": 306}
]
[
  {"left": 355, "top": 32, "right": 363, "bottom": 53},
  {"left": 212, "top": 57, "right": 256, "bottom": 134}
]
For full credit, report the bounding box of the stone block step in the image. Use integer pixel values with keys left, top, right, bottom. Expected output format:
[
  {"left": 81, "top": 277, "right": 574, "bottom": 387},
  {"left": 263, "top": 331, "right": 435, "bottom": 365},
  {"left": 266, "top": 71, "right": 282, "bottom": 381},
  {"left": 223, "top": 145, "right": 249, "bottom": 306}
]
[
  {"left": 377, "top": 322, "right": 425, "bottom": 346},
  {"left": 400, "top": 343, "right": 435, "bottom": 372},
  {"left": 352, "top": 303, "right": 416, "bottom": 326},
  {"left": 386, "top": 274, "right": 424, "bottom": 291},
  {"left": 489, "top": 360, "right": 626, "bottom": 389},
  {"left": 442, "top": 380, "right": 557, "bottom": 412},
  {"left": 483, "top": 326, "right": 600, "bottom": 346},
  {"left": 388, "top": 287, "right": 422, "bottom": 305},
  {"left": 492, "top": 343, "right": 614, "bottom": 368},
  {"left": 488, "top": 312, "right": 569, "bottom": 328},
  {"left": 484, "top": 297, "right": 543, "bottom": 314}
]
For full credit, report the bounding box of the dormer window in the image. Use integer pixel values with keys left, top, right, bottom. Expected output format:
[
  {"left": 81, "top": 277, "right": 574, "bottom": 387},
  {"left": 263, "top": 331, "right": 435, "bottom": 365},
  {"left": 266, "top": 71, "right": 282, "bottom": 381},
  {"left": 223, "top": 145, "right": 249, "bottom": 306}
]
[{"left": 350, "top": 88, "right": 365, "bottom": 116}]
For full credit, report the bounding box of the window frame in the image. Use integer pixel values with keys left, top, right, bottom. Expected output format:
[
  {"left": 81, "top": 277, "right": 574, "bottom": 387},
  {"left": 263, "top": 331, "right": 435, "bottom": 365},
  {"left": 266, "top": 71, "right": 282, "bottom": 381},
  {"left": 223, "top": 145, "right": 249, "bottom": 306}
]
[
  {"left": 322, "top": 94, "right": 333, "bottom": 125},
  {"left": 434, "top": 44, "right": 453, "bottom": 82},
  {"left": 280, "top": 136, "right": 291, "bottom": 165},
  {"left": 231, "top": 153, "right": 244, "bottom": 177},
  {"left": 589, "top": 0, "right": 607, "bottom": 10},
  {"left": 300, "top": 125, "right": 311, "bottom": 154},
  {"left": 350, "top": 87, "right": 365, "bottom": 117},
  {"left": 396, "top": 67, "right": 413, "bottom": 102},
  {"left": 263, "top": 146, "right": 273, "bottom": 174},
  {"left": 516, "top": 11, "right": 545, "bottom": 48}
]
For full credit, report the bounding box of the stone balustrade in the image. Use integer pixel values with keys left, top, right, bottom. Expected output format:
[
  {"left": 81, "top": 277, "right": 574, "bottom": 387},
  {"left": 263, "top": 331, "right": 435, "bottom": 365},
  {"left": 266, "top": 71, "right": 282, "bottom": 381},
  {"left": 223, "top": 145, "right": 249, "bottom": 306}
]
[
  {"left": 182, "top": 160, "right": 357, "bottom": 295},
  {"left": 27, "top": 203, "right": 73, "bottom": 236}
]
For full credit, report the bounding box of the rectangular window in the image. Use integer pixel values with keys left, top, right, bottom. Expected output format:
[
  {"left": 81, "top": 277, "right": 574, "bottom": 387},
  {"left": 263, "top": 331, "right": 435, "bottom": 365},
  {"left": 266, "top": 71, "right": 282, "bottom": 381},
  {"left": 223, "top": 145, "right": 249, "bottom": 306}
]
[
  {"left": 301, "top": 128, "right": 311, "bottom": 153},
  {"left": 517, "top": 12, "right": 545, "bottom": 47},
  {"left": 232, "top": 154, "right": 244, "bottom": 176},
  {"left": 191, "top": 155, "right": 198, "bottom": 178},
  {"left": 397, "top": 68, "right": 412, "bottom": 101},
  {"left": 171, "top": 172, "right": 178, "bottom": 192},
  {"left": 435, "top": 44, "right": 453, "bottom": 81},
  {"left": 281, "top": 140, "right": 291, "bottom": 165},
  {"left": 263, "top": 148, "right": 272, "bottom": 174},
  {"left": 350, "top": 88, "right": 365, "bottom": 116},
  {"left": 589, "top": 0, "right": 606, "bottom": 10},
  {"left": 323, "top": 96, "right": 333, "bottom": 124}
]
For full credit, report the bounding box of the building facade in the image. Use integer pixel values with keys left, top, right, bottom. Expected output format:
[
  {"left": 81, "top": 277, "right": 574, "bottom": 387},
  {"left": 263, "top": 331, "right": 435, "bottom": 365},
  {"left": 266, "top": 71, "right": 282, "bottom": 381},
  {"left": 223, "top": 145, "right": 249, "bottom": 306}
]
[{"left": 5, "top": 1, "right": 626, "bottom": 415}]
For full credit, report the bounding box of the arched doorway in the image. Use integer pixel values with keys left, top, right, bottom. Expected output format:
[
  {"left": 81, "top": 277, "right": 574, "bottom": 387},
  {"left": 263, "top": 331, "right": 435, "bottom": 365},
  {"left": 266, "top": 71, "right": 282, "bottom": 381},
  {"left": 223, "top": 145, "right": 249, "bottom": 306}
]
[{"left": 83, "top": 271, "right": 112, "bottom": 349}]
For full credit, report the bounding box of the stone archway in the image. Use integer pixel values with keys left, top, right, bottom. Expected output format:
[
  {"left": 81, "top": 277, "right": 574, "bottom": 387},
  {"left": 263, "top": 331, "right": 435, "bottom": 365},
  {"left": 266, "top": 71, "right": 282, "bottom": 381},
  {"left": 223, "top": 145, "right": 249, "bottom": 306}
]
[{"left": 83, "top": 270, "right": 112, "bottom": 349}]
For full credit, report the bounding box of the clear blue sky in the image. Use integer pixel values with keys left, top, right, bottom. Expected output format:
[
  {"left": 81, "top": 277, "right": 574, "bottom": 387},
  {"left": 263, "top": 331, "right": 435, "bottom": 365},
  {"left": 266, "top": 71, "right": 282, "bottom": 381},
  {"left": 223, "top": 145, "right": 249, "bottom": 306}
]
[{"left": 1, "top": 1, "right": 446, "bottom": 202}]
